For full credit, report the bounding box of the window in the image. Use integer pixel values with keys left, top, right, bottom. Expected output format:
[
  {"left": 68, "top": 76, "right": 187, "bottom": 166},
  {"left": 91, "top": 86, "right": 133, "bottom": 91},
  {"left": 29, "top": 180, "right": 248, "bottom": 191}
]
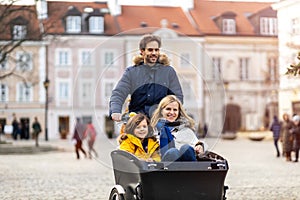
[
  {"left": 89, "top": 16, "right": 104, "bottom": 34},
  {"left": 16, "top": 52, "right": 32, "bottom": 71},
  {"left": 291, "top": 17, "right": 300, "bottom": 35},
  {"left": 104, "top": 81, "right": 115, "bottom": 99},
  {"left": 17, "top": 83, "right": 32, "bottom": 102},
  {"left": 104, "top": 51, "right": 115, "bottom": 66},
  {"left": 56, "top": 49, "right": 71, "bottom": 66},
  {"left": 239, "top": 58, "right": 249, "bottom": 80},
  {"left": 66, "top": 16, "right": 81, "bottom": 33},
  {"left": 0, "top": 84, "right": 8, "bottom": 102},
  {"left": 81, "top": 82, "right": 92, "bottom": 102},
  {"left": 13, "top": 25, "right": 27, "bottom": 40},
  {"left": 180, "top": 53, "right": 191, "bottom": 66},
  {"left": 260, "top": 17, "right": 277, "bottom": 36},
  {"left": 222, "top": 19, "right": 236, "bottom": 34},
  {"left": 59, "top": 82, "right": 69, "bottom": 100},
  {"left": 268, "top": 57, "right": 278, "bottom": 81},
  {"left": 80, "top": 50, "right": 92, "bottom": 66},
  {"left": 212, "top": 57, "right": 222, "bottom": 80},
  {"left": 181, "top": 80, "right": 192, "bottom": 101}
]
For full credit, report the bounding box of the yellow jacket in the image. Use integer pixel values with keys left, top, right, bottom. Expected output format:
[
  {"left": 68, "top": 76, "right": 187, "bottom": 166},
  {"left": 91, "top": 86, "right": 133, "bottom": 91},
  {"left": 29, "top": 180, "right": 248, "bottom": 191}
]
[{"left": 119, "top": 134, "right": 161, "bottom": 162}]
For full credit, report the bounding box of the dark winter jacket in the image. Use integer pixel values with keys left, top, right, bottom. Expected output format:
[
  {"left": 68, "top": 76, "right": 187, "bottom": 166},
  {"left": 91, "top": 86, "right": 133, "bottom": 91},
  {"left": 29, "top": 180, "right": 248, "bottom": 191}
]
[
  {"left": 270, "top": 116, "right": 281, "bottom": 140},
  {"left": 109, "top": 63, "right": 183, "bottom": 117}
]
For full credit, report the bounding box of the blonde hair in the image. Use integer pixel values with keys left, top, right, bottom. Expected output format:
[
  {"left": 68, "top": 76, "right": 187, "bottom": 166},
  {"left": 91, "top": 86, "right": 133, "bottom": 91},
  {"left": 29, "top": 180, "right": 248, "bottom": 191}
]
[{"left": 150, "top": 95, "right": 195, "bottom": 129}]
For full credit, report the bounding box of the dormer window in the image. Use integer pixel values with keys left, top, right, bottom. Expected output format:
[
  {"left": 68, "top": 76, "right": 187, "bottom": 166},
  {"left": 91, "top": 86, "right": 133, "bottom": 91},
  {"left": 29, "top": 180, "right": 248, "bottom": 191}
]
[
  {"left": 222, "top": 19, "right": 236, "bottom": 34},
  {"left": 66, "top": 16, "right": 81, "bottom": 33},
  {"left": 13, "top": 25, "right": 27, "bottom": 40},
  {"left": 260, "top": 17, "right": 277, "bottom": 36},
  {"left": 214, "top": 11, "right": 237, "bottom": 35},
  {"left": 89, "top": 16, "right": 104, "bottom": 34}
]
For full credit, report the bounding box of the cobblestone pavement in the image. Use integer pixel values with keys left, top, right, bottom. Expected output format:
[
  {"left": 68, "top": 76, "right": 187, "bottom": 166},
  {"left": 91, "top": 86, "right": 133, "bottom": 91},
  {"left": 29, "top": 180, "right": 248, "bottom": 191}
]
[{"left": 0, "top": 134, "right": 299, "bottom": 200}]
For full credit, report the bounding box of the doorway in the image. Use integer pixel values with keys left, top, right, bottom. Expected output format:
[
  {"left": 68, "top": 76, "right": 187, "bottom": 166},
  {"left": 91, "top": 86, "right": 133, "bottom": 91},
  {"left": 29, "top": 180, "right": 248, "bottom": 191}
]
[{"left": 58, "top": 116, "right": 69, "bottom": 139}]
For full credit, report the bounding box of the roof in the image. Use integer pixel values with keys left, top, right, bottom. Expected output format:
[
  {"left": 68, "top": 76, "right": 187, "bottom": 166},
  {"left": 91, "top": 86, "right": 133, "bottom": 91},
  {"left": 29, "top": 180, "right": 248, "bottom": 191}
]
[
  {"left": 116, "top": 6, "right": 200, "bottom": 36},
  {"left": 189, "top": 0, "right": 275, "bottom": 36},
  {"left": 43, "top": 1, "right": 119, "bottom": 35},
  {"left": 0, "top": 4, "right": 41, "bottom": 40}
]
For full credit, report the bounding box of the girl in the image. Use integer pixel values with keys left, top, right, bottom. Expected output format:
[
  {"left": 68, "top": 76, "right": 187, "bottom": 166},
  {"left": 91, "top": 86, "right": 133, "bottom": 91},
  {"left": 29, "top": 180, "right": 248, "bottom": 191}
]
[
  {"left": 151, "top": 95, "right": 205, "bottom": 161},
  {"left": 119, "top": 113, "right": 161, "bottom": 162}
]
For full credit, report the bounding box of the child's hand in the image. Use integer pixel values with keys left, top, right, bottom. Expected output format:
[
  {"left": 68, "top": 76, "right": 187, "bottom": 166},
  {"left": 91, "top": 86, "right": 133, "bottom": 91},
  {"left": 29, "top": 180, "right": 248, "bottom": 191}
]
[
  {"left": 194, "top": 144, "right": 204, "bottom": 154},
  {"left": 146, "top": 158, "right": 154, "bottom": 162}
]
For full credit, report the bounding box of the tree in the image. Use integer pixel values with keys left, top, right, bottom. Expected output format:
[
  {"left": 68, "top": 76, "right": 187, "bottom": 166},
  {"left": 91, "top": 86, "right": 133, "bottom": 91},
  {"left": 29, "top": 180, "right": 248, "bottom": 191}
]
[
  {"left": 285, "top": 51, "right": 300, "bottom": 76},
  {"left": 0, "top": 0, "right": 42, "bottom": 84}
]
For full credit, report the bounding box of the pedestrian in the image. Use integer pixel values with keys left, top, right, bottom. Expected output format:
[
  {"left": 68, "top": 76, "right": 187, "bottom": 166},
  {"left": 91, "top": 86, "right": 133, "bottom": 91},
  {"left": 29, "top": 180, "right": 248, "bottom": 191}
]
[
  {"left": 84, "top": 121, "right": 98, "bottom": 159},
  {"left": 291, "top": 115, "right": 300, "bottom": 162},
  {"left": 72, "top": 118, "right": 87, "bottom": 159},
  {"left": 281, "top": 113, "right": 294, "bottom": 161},
  {"left": 119, "top": 113, "right": 161, "bottom": 162},
  {"left": 270, "top": 115, "right": 282, "bottom": 157},
  {"left": 109, "top": 34, "right": 183, "bottom": 121},
  {"left": 32, "top": 117, "right": 42, "bottom": 147},
  {"left": 150, "top": 95, "right": 205, "bottom": 162},
  {"left": 12, "top": 115, "right": 19, "bottom": 140}
]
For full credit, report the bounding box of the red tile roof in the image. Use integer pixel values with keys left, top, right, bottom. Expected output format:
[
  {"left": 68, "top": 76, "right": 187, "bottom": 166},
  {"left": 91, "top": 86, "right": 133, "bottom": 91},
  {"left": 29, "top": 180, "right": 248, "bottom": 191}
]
[
  {"left": 0, "top": 4, "right": 41, "bottom": 40},
  {"left": 190, "top": 0, "right": 274, "bottom": 36},
  {"left": 44, "top": 1, "right": 119, "bottom": 35},
  {"left": 116, "top": 6, "right": 200, "bottom": 36}
]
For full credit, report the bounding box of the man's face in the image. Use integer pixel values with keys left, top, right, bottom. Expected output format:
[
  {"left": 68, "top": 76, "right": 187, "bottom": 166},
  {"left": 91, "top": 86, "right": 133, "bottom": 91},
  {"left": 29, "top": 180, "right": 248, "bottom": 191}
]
[{"left": 141, "top": 41, "right": 160, "bottom": 66}]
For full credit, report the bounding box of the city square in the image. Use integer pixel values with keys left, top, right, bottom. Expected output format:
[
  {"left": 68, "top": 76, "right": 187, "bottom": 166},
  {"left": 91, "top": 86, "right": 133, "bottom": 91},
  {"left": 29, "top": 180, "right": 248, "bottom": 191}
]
[{"left": 1, "top": 134, "right": 299, "bottom": 200}]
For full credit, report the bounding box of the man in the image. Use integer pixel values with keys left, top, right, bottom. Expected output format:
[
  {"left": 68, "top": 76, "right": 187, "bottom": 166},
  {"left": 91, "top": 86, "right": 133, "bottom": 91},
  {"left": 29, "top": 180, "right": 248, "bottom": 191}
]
[{"left": 109, "top": 34, "right": 183, "bottom": 121}]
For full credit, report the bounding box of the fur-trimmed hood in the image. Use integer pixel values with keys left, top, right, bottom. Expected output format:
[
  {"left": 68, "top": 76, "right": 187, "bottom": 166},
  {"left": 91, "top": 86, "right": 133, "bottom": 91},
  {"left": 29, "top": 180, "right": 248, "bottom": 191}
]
[{"left": 132, "top": 53, "right": 170, "bottom": 66}]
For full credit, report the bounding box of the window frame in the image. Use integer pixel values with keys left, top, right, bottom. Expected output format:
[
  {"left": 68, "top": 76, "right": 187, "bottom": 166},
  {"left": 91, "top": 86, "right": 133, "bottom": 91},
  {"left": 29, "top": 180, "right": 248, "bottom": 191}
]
[
  {"left": 0, "top": 83, "right": 8, "bottom": 102},
  {"left": 260, "top": 17, "right": 278, "bottom": 36},
  {"left": 17, "top": 82, "right": 32, "bottom": 102},
  {"left": 16, "top": 52, "right": 32, "bottom": 71},
  {"left": 56, "top": 48, "right": 72, "bottom": 66},
  {"left": 212, "top": 57, "right": 222, "bottom": 80},
  {"left": 239, "top": 57, "right": 249, "bottom": 80},
  {"left": 222, "top": 18, "right": 236, "bottom": 34},
  {"left": 89, "top": 16, "right": 104, "bottom": 34},
  {"left": 66, "top": 16, "right": 81, "bottom": 33},
  {"left": 12, "top": 25, "right": 27, "bottom": 40}
]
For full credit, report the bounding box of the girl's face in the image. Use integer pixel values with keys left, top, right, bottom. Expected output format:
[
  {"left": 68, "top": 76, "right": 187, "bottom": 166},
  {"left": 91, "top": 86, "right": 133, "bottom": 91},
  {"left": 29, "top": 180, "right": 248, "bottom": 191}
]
[
  {"left": 134, "top": 119, "right": 148, "bottom": 139},
  {"left": 161, "top": 101, "right": 179, "bottom": 122}
]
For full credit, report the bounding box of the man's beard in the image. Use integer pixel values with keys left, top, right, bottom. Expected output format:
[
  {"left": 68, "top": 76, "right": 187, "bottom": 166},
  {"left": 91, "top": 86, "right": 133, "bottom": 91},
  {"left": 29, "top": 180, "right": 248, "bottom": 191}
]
[{"left": 145, "top": 55, "right": 158, "bottom": 64}]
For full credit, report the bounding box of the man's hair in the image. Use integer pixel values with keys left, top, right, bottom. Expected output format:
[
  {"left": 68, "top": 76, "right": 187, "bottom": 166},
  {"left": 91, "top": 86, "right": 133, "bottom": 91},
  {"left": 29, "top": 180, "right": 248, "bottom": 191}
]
[{"left": 139, "top": 34, "right": 161, "bottom": 50}]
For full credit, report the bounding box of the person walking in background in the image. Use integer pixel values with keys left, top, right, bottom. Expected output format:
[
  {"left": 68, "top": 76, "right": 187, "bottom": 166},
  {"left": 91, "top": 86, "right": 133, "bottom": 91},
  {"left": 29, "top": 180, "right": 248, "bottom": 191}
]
[
  {"left": 109, "top": 34, "right": 183, "bottom": 121},
  {"left": 72, "top": 118, "right": 87, "bottom": 159},
  {"left": 270, "top": 115, "right": 282, "bottom": 157},
  {"left": 84, "top": 121, "right": 98, "bottom": 159},
  {"left": 281, "top": 113, "right": 294, "bottom": 162},
  {"left": 291, "top": 115, "right": 300, "bottom": 162},
  {"left": 12, "top": 115, "right": 19, "bottom": 140},
  {"left": 32, "top": 117, "right": 42, "bottom": 147}
]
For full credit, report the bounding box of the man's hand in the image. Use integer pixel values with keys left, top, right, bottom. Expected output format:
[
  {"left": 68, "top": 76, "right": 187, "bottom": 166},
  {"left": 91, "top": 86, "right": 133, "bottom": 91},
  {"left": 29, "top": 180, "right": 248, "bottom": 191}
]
[{"left": 111, "top": 113, "right": 122, "bottom": 122}]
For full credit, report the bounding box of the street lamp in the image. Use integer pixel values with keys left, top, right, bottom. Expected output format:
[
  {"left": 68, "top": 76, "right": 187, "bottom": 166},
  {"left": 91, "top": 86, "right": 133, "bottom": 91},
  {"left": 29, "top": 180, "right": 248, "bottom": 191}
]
[{"left": 43, "top": 78, "right": 50, "bottom": 141}]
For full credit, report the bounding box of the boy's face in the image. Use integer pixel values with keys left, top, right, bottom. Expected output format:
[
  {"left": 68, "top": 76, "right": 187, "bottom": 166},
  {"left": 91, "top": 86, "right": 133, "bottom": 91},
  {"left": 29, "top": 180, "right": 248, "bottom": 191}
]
[
  {"left": 141, "top": 41, "right": 160, "bottom": 66},
  {"left": 134, "top": 119, "right": 148, "bottom": 139}
]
